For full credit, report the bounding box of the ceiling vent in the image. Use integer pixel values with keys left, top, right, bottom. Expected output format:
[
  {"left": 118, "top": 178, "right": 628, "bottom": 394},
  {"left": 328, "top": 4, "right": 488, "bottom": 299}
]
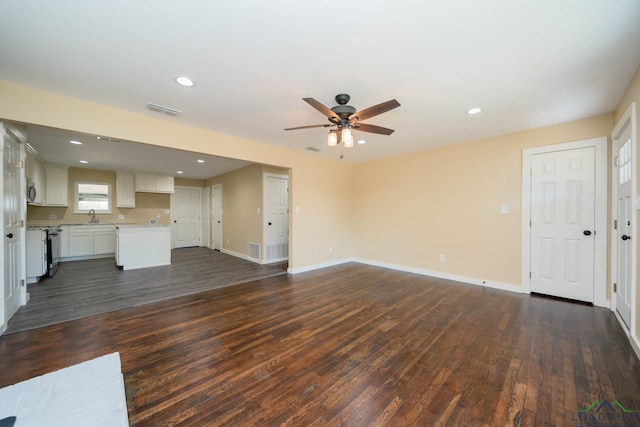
[
  {"left": 306, "top": 147, "right": 321, "bottom": 152},
  {"left": 146, "top": 102, "right": 182, "bottom": 117}
]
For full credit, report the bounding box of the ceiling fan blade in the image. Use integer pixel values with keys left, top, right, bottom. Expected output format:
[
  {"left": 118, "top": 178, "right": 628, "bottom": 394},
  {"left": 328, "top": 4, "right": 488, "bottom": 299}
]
[
  {"left": 349, "top": 99, "right": 401, "bottom": 122},
  {"left": 353, "top": 123, "right": 395, "bottom": 135},
  {"left": 303, "top": 98, "right": 341, "bottom": 121},
  {"left": 284, "top": 124, "right": 331, "bottom": 131}
]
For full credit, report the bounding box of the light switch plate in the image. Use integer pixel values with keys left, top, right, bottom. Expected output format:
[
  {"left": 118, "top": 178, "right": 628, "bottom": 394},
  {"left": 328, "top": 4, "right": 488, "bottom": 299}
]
[
  {"left": 500, "top": 204, "right": 509, "bottom": 214},
  {"left": 48, "top": 214, "right": 57, "bottom": 220}
]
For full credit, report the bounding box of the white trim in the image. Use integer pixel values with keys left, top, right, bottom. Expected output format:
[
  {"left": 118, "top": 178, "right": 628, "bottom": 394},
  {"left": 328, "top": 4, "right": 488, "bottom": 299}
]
[
  {"left": 287, "top": 258, "right": 353, "bottom": 274},
  {"left": 354, "top": 258, "right": 526, "bottom": 294},
  {"left": 521, "top": 137, "right": 608, "bottom": 307},
  {"left": 201, "top": 186, "right": 210, "bottom": 248},
  {"left": 631, "top": 333, "right": 640, "bottom": 362},
  {"left": 221, "top": 248, "right": 264, "bottom": 265},
  {"left": 170, "top": 186, "right": 203, "bottom": 249},
  {"left": 211, "top": 184, "right": 222, "bottom": 251},
  {"left": 610, "top": 102, "right": 637, "bottom": 340},
  {"left": 263, "top": 172, "right": 289, "bottom": 262}
]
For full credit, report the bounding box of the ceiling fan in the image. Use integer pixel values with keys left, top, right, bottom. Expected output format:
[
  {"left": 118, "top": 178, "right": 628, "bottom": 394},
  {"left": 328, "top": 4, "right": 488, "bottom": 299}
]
[{"left": 284, "top": 94, "right": 400, "bottom": 148}]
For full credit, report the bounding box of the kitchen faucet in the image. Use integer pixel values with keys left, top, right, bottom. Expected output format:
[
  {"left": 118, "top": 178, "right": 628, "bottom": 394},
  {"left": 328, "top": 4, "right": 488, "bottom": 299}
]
[{"left": 88, "top": 209, "right": 99, "bottom": 223}]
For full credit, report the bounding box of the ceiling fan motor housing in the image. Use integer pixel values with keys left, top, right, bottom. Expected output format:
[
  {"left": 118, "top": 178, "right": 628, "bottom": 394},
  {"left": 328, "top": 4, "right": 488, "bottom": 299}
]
[{"left": 330, "top": 104, "right": 357, "bottom": 122}]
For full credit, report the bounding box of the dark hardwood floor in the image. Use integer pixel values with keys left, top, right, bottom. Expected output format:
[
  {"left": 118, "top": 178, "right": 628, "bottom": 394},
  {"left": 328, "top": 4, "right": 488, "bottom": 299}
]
[
  {"left": 6, "top": 247, "right": 287, "bottom": 334},
  {"left": 1, "top": 263, "right": 639, "bottom": 426}
]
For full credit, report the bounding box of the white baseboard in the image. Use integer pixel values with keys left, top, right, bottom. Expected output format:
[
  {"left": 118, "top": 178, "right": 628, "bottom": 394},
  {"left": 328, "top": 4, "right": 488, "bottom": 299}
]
[
  {"left": 612, "top": 307, "right": 640, "bottom": 362},
  {"left": 287, "top": 258, "right": 354, "bottom": 274},
  {"left": 631, "top": 333, "right": 640, "bottom": 362},
  {"left": 221, "top": 248, "right": 263, "bottom": 264},
  {"left": 353, "top": 258, "right": 526, "bottom": 294}
]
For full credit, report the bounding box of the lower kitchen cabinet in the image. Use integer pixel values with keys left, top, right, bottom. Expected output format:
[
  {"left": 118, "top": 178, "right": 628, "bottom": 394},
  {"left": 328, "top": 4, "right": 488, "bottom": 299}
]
[{"left": 66, "top": 225, "right": 116, "bottom": 258}]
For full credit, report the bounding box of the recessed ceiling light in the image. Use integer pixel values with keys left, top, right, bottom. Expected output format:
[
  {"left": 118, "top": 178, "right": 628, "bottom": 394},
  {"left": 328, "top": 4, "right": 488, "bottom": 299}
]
[
  {"left": 467, "top": 107, "right": 482, "bottom": 115},
  {"left": 79, "top": 160, "right": 88, "bottom": 164},
  {"left": 357, "top": 140, "right": 366, "bottom": 145},
  {"left": 175, "top": 76, "right": 194, "bottom": 87},
  {"left": 69, "top": 140, "right": 83, "bottom": 145},
  {"left": 197, "top": 159, "right": 205, "bottom": 163},
  {"left": 177, "top": 171, "right": 184, "bottom": 174}
]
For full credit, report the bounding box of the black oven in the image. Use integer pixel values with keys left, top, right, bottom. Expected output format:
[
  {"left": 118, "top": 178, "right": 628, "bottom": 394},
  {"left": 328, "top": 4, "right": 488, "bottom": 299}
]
[{"left": 46, "top": 227, "right": 61, "bottom": 277}]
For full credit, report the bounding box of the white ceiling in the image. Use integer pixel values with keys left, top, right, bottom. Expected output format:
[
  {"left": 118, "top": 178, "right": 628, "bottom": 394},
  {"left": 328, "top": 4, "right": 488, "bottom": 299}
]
[{"left": 2, "top": 1, "right": 640, "bottom": 167}]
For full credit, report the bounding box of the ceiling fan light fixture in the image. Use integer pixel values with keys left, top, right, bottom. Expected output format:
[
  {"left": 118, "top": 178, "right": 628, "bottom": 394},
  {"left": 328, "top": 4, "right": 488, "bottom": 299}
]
[
  {"left": 342, "top": 128, "right": 353, "bottom": 148},
  {"left": 327, "top": 130, "right": 338, "bottom": 147}
]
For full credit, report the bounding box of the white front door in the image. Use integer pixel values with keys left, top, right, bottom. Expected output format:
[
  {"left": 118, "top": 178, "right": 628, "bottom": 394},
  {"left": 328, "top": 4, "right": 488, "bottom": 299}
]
[
  {"left": 3, "top": 124, "right": 23, "bottom": 323},
  {"left": 212, "top": 184, "right": 222, "bottom": 251},
  {"left": 530, "top": 147, "right": 596, "bottom": 302},
  {"left": 171, "top": 187, "right": 201, "bottom": 248},
  {"left": 263, "top": 173, "right": 288, "bottom": 262},
  {"left": 612, "top": 109, "right": 634, "bottom": 329}
]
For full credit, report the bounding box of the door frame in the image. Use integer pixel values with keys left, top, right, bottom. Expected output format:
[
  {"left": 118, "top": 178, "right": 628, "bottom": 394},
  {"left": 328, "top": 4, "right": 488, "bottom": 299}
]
[
  {"left": 610, "top": 102, "right": 637, "bottom": 335},
  {"left": 1, "top": 122, "right": 27, "bottom": 334},
  {"left": 262, "top": 172, "right": 289, "bottom": 262},
  {"left": 521, "top": 137, "right": 608, "bottom": 307},
  {"left": 170, "top": 186, "right": 203, "bottom": 249},
  {"left": 211, "top": 184, "right": 222, "bottom": 251}
]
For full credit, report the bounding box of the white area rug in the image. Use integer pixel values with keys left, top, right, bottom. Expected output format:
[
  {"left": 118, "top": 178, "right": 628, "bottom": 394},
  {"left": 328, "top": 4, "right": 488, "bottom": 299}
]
[{"left": 0, "top": 352, "right": 129, "bottom": 427}]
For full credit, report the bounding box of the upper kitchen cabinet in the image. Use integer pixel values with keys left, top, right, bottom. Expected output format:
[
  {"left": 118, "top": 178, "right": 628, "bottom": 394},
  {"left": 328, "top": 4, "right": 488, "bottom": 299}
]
[
  {"left": 25, "top": 151, "right": 44, "bottom": 205},
  {"left": 135, "top": 173, "right": 174, "bottom": 194},
  {"left": 43, "top": 163, "right": 69, "bottom": 206},
  {"left": 116, "top": 171, "right": 135, "bottom": 208}
]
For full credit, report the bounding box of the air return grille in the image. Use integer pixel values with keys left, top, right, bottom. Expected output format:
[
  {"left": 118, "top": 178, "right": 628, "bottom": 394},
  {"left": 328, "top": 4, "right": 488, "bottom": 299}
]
[
  {"left": 146, "top": 102, "right": 182, "bottom": 117},
  {"left": 249, "top": 242, "right": 260, "bottom": 260}
]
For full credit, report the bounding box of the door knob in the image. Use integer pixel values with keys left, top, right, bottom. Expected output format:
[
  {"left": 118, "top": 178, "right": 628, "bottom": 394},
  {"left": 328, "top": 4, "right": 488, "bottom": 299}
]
[
  {"left": 268, "top": 222, "right": 272, "bottom": 226},
  {"left": 5, "top": 233, "right": 13, "bottom": 238},
  {"left": 583, "top": 230, "right": 592, "bottom": 236},
  {"left": 622, "top": 234, "right": 631, "bottom": 241}
]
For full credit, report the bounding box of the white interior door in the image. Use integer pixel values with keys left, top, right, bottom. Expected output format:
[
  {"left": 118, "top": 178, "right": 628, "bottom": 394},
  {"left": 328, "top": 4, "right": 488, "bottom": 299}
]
[
  {"left": 171, "top": 187, "right": 201, "bottom": 248},
  {"left": 3, "top": 124, "right": 23, "bottom": 323},
  {"left": 530, "top": 147, "right": 596, "bottom": 302},
  {"left": 212, "top": 184, "right": 222, "bottom": 251},
  {"left": 613, "top": 112, "right": 634, "bottom": 329},
  {"left": 263, "top": 173, "right": 288, "bottom": 262}
]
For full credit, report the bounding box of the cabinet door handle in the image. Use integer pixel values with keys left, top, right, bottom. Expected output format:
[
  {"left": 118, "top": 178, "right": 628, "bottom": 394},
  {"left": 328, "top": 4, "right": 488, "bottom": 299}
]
[{"left": 5, "top": 233, "right": 13, "bottom": 238}]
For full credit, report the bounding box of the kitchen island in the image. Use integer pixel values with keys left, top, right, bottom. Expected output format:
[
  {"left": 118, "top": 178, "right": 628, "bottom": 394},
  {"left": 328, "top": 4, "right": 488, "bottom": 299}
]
[{"left": 116, "top": 225, "right": 171, "bottom": 270}]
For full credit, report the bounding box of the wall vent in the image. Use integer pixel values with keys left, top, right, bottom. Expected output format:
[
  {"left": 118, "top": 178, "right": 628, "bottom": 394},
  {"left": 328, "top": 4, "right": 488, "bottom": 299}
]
[
  {"left": 264, "top": 243, "right": 288, "bottom": 261},
  {"left": 146, "top": 102, "right": 182, "bottom": 117},
  {"left": 249, "top": 242, "right": 260, "bottom": 260}
]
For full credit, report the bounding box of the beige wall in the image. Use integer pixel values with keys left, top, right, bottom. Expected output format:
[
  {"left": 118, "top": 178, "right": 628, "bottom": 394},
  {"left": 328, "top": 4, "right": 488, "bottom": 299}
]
[
  {"left": 205, "top": 164, "right": 289, "bottom": 259},
  {"left": 174, "top": 177, "right": 204, "bottom": 188},
  {"left": 27, "top": 167, "right": 171, "bottom": 225},
  {"left": 352, "top": 114, "right": 614, "bottom": 287},
  {"left": 1, "top": 80, "right": 353, "bottom": 269},
  {"left": 615, "top": 64, "right": 640, "bottom": 339},
  {"left": 208, "top": 164, "right": 264, "bottom": 256}
]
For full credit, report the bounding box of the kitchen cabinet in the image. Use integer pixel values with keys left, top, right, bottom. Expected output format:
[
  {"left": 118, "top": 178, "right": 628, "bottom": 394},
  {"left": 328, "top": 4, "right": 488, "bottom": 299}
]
[
  {"left": 135, "top": 173, "right": 174, "bottom": 194},
  {"left": 43, "top": 164, "right": 69, "bottom": 206},
  {"left": 116, "top": 225, "right": 171, "bottom": 270},
  {"left": 26, "top": 152, "right": 44, "bottom": 205},
  {"left": 67, "top": 225, "right": 116, "bottom": 258},
  {"left": 116, "top": 171, "right": 136, "bottom": 208}
]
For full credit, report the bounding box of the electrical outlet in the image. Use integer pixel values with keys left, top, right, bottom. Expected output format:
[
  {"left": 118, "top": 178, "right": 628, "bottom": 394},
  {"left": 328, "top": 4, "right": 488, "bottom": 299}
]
[
  {"left": 156, "top": 213, "right": 161, "bottom": 218},
  {"left": 48, "top": 214, "right": 57, "bottom": 220},
  {"left": 329, "top": 246, "right": 333, "bottom": 253},
  {"left": 439, "top": 254, "right": 446, "bottom": 262},
  {"left": 118, "top": 214, "right": 124, "bottom": 220},
  {"left": 226, "top": 238, "right": 229, "bottom": 244}
]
